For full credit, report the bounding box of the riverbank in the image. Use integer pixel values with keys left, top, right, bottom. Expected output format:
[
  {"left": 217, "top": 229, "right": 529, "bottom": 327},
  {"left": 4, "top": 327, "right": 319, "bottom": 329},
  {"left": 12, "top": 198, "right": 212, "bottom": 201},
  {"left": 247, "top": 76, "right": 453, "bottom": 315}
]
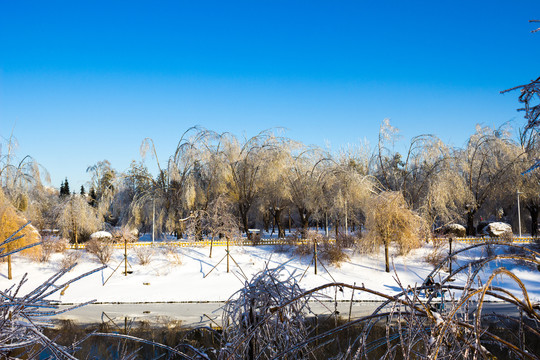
[{"left": 2, "top": 241, "right": 539, "bottom": 304}]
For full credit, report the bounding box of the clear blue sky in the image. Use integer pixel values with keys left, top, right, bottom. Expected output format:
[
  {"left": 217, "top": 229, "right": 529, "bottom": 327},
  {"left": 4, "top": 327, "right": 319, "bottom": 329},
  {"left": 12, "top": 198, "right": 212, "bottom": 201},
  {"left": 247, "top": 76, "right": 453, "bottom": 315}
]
[{"left": 1, "top": 1, "right": 538, "bottom": 190}]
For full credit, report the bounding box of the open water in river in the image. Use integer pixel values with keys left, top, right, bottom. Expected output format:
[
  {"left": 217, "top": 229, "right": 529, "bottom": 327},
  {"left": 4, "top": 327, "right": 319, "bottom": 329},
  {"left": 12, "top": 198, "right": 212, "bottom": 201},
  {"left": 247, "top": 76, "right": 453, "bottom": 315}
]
[{"left": 11, "top": 302, "right": 538, "bottom": 359}]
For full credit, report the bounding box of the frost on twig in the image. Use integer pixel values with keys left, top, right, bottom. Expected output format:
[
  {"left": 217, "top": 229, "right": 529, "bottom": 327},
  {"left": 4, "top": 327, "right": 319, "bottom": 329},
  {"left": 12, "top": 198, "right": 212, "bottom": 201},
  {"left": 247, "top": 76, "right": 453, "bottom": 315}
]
[
  {"left": 0, "top": 227, "right": 106, "bottom": 359},
  {"left": 215, "top": 242, "right": 540, "bottom": 359},
  {"left": 219, "top": 266, "right": 315, "bottom": 360}
]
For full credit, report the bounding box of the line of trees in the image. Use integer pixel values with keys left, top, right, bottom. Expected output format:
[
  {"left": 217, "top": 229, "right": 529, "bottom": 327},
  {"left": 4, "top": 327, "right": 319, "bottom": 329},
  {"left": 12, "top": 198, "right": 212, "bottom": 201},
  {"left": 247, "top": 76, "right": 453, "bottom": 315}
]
[{"left": 0, "top": 119, "right": 538, "bottom": 253}]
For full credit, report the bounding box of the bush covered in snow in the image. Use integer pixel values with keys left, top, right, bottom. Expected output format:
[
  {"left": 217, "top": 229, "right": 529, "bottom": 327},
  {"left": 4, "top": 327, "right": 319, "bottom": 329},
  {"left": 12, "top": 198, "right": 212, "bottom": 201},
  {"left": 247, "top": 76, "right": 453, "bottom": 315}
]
[{"left": 85, "top": 238, "right": 113, "bottom": 264}]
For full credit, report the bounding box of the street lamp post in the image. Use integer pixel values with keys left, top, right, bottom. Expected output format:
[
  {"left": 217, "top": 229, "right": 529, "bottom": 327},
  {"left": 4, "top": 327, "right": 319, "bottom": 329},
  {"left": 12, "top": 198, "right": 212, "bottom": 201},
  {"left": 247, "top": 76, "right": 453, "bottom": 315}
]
[
  {"left": 152, "top": 197, "right": 155, "bottom": 244},
  {"left": 517, "top": 190, "right": 523, "bottom": 237}
]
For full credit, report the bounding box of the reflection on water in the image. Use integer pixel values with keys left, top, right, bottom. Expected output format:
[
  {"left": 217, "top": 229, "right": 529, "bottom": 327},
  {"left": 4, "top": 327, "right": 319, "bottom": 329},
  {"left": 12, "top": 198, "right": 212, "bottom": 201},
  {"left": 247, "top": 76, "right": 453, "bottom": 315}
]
[
  {"left": 41, "top": 317, "right": 220, "bottom": 359},
  {"left": 10, "top": 304, "right": 538, "bottom": 359}
]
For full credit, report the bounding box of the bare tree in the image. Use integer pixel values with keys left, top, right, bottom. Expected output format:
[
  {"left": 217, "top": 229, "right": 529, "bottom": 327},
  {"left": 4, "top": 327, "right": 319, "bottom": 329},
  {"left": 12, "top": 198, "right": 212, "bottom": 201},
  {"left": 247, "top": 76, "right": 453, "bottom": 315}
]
[
  {"left": 502, "top": 76, "right": 540, "bottom": 135},
  {"left": 131, "top": 128, "right": 223, "bottom": 239},
  {"left": 86, "top": 160, "right": 116, "bottom": 203}
]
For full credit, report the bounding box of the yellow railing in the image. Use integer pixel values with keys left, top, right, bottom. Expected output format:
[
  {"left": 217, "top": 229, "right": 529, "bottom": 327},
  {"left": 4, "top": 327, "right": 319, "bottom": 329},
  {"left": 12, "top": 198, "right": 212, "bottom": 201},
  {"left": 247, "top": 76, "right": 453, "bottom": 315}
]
[
  {"left": 451, "top": 236, "right": 536, "bottom": 244},
  {"left": 68, "top": 236, "right": 535, "bottom": 250}
]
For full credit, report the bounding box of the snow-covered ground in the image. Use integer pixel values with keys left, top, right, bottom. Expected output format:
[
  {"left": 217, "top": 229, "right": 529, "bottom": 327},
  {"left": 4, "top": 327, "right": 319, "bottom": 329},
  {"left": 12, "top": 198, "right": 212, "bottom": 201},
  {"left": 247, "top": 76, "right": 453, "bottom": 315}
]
[{"left": 1, "top": 241, "right": 539, "bottom": 304}]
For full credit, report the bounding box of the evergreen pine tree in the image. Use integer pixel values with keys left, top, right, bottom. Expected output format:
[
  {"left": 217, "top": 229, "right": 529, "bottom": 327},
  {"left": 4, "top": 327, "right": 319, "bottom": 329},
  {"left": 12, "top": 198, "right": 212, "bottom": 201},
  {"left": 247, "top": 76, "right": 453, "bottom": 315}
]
[
  {"left": 80, "top": 185, "right": 86, "bottom": 195},
  {"left": 64, "top": 178, "right": 70, "bottom": 195},
  {"left": 88, "top": 187, "right": 97, "bottom": 207},
  {"left": 60, "top": 178, "right": 71, "bottom": 197}
]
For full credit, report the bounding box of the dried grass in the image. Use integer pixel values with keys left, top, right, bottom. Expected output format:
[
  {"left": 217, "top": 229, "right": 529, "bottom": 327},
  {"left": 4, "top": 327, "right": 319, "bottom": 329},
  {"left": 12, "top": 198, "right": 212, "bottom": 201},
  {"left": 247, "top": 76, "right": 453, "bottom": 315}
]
[
  {"left": 163, "top": 245, "right": 183, "bottom": 265},
  {"left": 134, "top": 246, "right": 153, "bottom": 265},
  {"left": 425, "top": 238, "right": 447, "bottom": 268}
]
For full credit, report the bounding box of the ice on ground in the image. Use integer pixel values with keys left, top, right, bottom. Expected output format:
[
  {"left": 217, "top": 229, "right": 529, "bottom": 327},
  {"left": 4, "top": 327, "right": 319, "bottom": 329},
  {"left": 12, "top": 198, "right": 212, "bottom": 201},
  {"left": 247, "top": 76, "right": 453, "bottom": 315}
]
[{"left": 1, "top": 241, "right": 538, "bottom": 304}]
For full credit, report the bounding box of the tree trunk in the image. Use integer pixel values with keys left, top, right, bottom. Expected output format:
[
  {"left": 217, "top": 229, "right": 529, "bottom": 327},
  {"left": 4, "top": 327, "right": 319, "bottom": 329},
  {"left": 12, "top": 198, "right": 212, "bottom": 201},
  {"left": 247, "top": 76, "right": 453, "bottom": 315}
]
[
  {"left": 239, "top": 203, "right": 250, "bottom": 238},
  {"left": 298, "top": 207, "right": 310, "bottom": 239},
  {"left": 384, "top": 241, "right": 390, "bottom": 273},
  {"left": 324, "top": 211, "right": 328, "bottom": 237},
  {"left": 263, "top": 211, "right": 270, "bottom": 233},
  {"left": 195, "top": 214, "right": 203, "bottom": 241},
  {"left": 302, "top": 217, "right": 309, "bottom": 238},
  {"left": 7, "top": 255, "right": 12, "bottom": 280},
  {"left": 273, "top": 208, "right": 285, "bottom": 238},
  {"left": 466, "top": 210, "right": 476, "bottom": 236},
  {"left": 288, "top": 209, "right": 292, "bottom": 234},
  {"left": 527, "top": 205, "right": 539, "bottom": 237},
  {"left": 74, "top": 222, "right": 78, "bottom": 247}
]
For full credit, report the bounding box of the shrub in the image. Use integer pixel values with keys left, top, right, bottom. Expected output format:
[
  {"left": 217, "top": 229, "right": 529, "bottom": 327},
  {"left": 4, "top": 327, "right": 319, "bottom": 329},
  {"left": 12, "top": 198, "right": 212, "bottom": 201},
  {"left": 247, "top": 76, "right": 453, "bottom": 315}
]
[
  {"left": 292, "top": 231, "right": 350, "bottom": 266},
  {"left": 320, "top": 241, "right": 350, "bottom": 267},
  {"left": 293, "top": 230, "right": 323, "bottom": 257},
  {"left": 336, "top": 232, "right": 358, "bottom": 248},
  {"left": 85, "top": 238, "right": 113, "bottom": 265},
  {"left": 134, "top": 246, "right": 153, "bottom": 265},
  {"left": 425, "top": 239, "right": 447, "bottom": 268},
  {"left": 163, "top": 245, "right": 183, "bottom": 265},
  {"left": 38, "top": 236, "right": 69, "bottom": 262},
  {"left": 274, "top": 241, "right": 293, "bottom": 253},
  {"left": 60, "top": 251, "right": 82, "bottom": 270},
  {"left": 111, "top": 226, "right": 138, "bottom": 243}
]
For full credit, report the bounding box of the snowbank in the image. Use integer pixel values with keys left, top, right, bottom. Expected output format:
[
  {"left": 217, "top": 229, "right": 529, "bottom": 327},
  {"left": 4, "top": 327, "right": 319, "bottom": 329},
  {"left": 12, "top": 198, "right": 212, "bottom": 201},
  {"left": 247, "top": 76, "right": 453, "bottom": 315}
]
[{"left": 1, "top": 242, "right": 538, "bottom": 304}]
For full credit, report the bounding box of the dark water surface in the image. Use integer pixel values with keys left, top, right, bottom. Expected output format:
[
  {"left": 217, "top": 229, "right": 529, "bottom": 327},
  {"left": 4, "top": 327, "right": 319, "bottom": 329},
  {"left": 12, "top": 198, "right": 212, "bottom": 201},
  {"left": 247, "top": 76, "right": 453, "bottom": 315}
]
[{"left": 15, "top": 302, "right": 538, "bottom": 359}]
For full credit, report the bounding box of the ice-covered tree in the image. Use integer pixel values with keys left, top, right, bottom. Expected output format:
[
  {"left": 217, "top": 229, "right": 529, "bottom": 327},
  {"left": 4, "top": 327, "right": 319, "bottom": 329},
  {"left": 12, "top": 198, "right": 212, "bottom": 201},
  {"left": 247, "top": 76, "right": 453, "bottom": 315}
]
[
  {"left": 363, "top": 191, "right": 427, "bottom": 272},
  {"left": 57, "top": 194, "right": 100, "bottom": 246},
  {"left": 0, "top": 188, "right": 41, "bottom": 279},
  {"left": 325, "top": 146, "right": 375, "bottom": 237},
  {"left": 456, "top": 125, "right": 524, "bottom": 235},
  {"left": 375, "top": 119, "right": 451, "bottom": 223},
  {"left": 220, "top": 130, "right": 286, "bottom": 235},
  {"left": 285, "top": 146, "right": 328, "bottom": 238}
]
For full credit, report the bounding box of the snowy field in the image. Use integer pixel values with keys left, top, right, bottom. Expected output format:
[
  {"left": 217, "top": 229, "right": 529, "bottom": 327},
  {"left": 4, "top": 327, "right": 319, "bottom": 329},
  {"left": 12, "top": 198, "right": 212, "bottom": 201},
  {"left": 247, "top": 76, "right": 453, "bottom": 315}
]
[{"left": 1, "top": 241, "right": 539, "bottom": 305}]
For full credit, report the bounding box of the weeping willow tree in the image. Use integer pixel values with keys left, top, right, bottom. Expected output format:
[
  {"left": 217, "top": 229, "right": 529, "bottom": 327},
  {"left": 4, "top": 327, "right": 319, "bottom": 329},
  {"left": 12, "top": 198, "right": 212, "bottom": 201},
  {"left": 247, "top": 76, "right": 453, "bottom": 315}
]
[
  {"left": 219, "top": 130, "right": 289, "bottom": 236},
  {"left": 324, "top": 145, "right": 375, "bottom": 238},
  {"left": 257, "top": 142, "right": 295, "bottom": 238},
  {"left": 0, "top": 134, "right": 46, "bottom": 279},
  {"left": 0, "top": 133, "right": 49, "bottom": 222},
  {"left": 363, "top": 191, "right": 427, "bottom": 272},
  {"left": 456, "top": 125, "right": 525, "bottom": 235},
  {"left": 285, "top": 147, "right": 329, "bottom": 238},
  {"left": 127, "top": 128, "right": 223, "bottom": 239},
  {"left": 0, "top": 188, "right": 41, "bottom": 279}
]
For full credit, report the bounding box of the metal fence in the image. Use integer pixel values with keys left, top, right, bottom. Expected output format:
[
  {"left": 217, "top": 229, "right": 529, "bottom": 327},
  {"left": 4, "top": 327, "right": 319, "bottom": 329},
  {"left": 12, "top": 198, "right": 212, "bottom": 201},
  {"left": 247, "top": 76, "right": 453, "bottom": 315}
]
[{"left": 68, "top": 236, "right": 536, "bottom": 250}]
